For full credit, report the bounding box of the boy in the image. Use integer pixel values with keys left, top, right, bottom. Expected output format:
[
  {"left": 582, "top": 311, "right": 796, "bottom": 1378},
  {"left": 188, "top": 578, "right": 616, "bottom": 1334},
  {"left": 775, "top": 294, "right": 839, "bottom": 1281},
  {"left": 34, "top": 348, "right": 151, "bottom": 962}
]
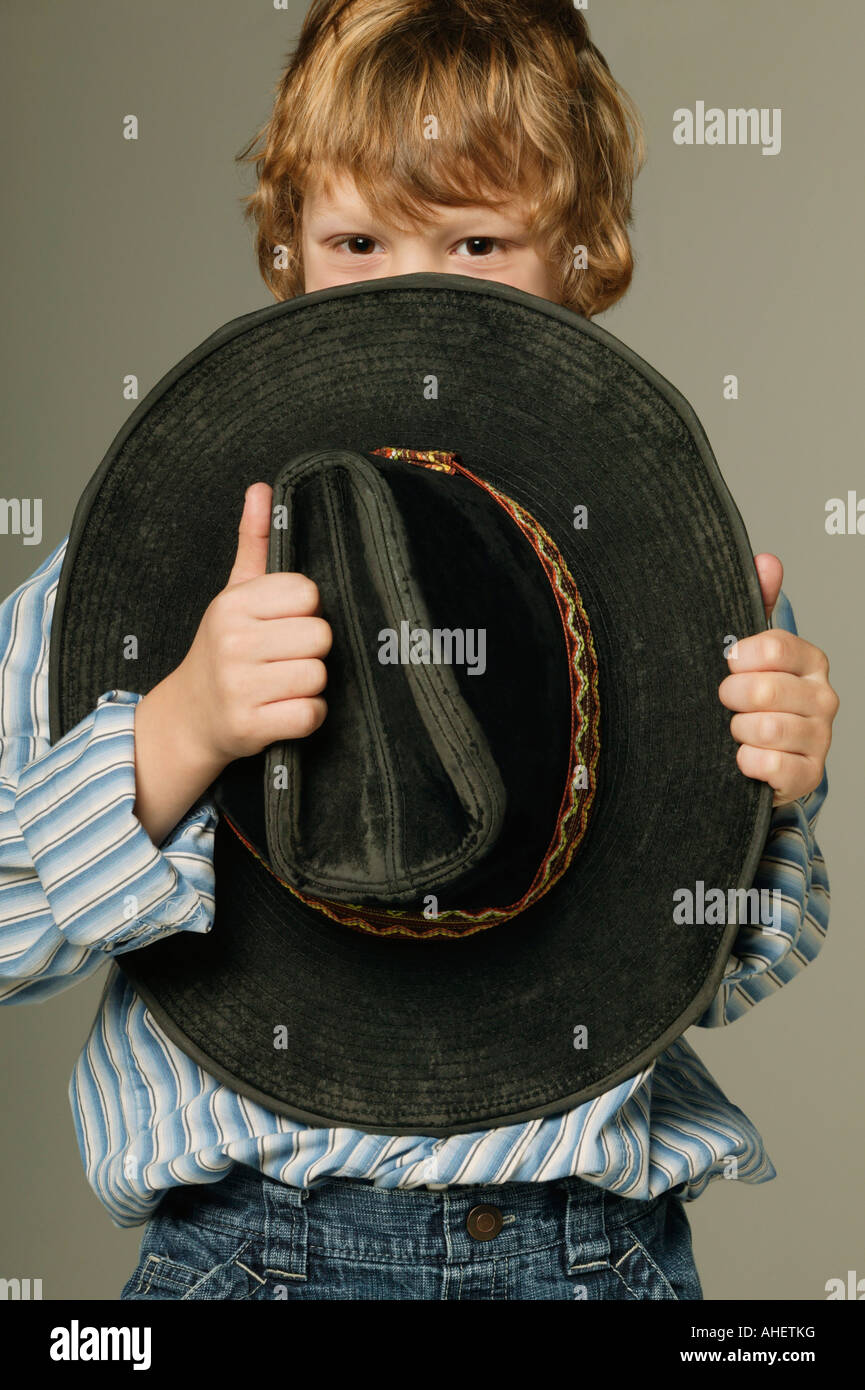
[{"left": 0, "top": 0, "right": 837, "bottom": 1300}]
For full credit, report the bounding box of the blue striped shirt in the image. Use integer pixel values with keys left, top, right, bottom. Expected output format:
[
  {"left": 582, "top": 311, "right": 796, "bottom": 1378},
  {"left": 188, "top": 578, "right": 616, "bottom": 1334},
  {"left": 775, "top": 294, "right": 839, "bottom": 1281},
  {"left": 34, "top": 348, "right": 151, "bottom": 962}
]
[{"left": 0, "top": 537, "right": 830, "bottom": 1227}]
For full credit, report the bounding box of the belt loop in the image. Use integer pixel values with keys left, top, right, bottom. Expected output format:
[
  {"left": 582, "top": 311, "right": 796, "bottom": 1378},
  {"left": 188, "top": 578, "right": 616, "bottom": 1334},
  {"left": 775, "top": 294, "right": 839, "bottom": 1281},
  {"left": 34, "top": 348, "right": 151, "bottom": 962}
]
[
  {"left": 261, "top": 1176, "right": 309, "bottom": 1282},
  {"left": 563, "top": 1180, "right": 611, "bottom": 1275}
]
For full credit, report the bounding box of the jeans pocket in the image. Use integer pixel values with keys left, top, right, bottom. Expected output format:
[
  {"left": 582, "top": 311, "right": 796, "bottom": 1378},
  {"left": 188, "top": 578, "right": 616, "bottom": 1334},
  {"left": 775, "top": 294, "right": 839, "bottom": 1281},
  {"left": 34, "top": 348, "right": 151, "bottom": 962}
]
[
  {"left": 608, "top": 1224, "right": 679, "bottom": 1300},
  {"left": 608, "top": 1198, "right": 702, "bottom": 1301},
  {"left": 121, "top": 1235, "right": 271, "bottom": 1301},
  {"left": 122, "top": 1252, "right": 211, "bottom": 1300}
]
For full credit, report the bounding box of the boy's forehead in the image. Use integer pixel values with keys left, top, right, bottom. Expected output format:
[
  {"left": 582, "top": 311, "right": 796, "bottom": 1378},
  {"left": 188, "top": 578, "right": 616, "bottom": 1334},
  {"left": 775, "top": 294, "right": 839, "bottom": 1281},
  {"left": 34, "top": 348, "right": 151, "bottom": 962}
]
[{"left": 304, "top": 169, "right": 533, "bottom": 228}]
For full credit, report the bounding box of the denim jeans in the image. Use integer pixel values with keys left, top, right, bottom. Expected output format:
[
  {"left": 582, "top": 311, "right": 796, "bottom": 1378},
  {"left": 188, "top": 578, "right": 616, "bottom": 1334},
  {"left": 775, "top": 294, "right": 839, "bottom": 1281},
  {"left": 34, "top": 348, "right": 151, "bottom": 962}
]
[{"left": 119, "top": 1163, "right": 702, "bottom": 1301}]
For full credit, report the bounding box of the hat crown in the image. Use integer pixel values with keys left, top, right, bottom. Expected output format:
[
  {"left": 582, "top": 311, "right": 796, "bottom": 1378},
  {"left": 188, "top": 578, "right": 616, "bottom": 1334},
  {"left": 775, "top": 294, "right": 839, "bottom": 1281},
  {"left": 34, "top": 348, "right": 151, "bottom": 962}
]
[{"left": 219, "top": 446, "right": 600, "bottom": 939}]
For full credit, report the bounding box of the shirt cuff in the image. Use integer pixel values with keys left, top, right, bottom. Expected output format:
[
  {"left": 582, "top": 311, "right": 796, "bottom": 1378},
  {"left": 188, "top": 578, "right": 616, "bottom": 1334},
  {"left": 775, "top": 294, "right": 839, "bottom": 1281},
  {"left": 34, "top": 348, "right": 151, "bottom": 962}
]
[{"left": 15, "top": 689, "right": 217, "bottom": 953}]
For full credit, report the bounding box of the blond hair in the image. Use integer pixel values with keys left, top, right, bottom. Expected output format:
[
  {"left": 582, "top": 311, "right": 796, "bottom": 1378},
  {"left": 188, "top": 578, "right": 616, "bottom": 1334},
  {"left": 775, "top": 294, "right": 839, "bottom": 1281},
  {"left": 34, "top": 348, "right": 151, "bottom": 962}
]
[{"left": 236, "top": 0, "right": 645, "bottom": 316}]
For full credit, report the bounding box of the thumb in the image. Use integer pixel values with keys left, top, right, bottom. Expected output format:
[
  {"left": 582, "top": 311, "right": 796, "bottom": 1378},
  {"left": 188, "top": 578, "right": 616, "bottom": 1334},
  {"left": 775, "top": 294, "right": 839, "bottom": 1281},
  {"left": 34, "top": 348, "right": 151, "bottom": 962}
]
[
  {"left": 753, "top": 552, "right": 783, "bottom": 621},
  {"left": 225, "top": 483, "right": 273, "bottom": 588}
]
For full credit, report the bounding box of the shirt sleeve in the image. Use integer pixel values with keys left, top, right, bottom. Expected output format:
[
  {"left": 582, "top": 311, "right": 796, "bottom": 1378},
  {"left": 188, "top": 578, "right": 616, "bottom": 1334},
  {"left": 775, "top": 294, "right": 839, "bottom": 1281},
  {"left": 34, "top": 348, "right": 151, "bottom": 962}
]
[
  {"left": 0, "top": 538, "right": 218, "bottom": 1004},
  {"left": 693, "top": 588, "right": 830, "bottom": 1026}
]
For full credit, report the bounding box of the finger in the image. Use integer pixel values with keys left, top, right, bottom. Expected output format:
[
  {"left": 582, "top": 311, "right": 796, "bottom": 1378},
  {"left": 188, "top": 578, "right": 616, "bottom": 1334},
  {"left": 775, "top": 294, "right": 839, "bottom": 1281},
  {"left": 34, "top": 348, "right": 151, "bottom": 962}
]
[
  {"left": 225, "top": 483, "right": 273, "bottom": 588},
  {"left": 251, "top": 658, "right": 329, "bottom": 704},
  {"left": 246, "top": 616, "right": 333, "bottom": 662},
  {"left": 734, "top": 743, "right": 822, "bottom": 803},
  {"left": 255, "top": 695, "right": 328, "bottom": 744},
  {"left": 232, "top": 571, "right": 322, "bottom": 620},
  {"left": 719, "top": 670, "right": 830, "bottom": 719},
  {"left": 728, "top": 710, "right": 824, "bottom": 758},
  {"left": 753, "top": 553, "right": 783, "bottom": 619},
  {"left": 724, "top": 628, "right": 830, "bottom": 678}
]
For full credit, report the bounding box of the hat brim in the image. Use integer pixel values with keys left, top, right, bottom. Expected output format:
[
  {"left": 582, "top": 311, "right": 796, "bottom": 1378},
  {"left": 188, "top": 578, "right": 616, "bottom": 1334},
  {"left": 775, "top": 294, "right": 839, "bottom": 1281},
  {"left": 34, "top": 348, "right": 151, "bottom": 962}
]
[{"left": 49, "top": 272, "right": 772, "bottom": 1133}]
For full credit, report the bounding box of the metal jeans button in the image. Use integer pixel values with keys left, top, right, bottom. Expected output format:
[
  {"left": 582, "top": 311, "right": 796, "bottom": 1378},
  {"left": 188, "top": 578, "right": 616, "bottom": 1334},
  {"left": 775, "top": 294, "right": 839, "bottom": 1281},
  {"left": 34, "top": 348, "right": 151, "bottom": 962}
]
[{"left": 466, "top": 1204, "right": 503, "bottom": 1241}]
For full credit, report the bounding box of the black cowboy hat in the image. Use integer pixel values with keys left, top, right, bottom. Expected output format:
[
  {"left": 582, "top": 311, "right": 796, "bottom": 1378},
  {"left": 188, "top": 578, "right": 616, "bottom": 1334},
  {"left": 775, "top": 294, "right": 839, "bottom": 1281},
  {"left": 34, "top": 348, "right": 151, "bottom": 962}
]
[{"left": 49, "top": 272, "right": 772, "bottom": 1135}]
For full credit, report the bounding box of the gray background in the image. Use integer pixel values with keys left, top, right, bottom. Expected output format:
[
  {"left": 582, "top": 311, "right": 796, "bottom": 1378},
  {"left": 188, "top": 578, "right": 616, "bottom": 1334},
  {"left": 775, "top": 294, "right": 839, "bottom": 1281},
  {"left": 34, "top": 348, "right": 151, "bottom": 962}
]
[{"left": 1, "top": 0, "right": 860, "bottom": 1301}]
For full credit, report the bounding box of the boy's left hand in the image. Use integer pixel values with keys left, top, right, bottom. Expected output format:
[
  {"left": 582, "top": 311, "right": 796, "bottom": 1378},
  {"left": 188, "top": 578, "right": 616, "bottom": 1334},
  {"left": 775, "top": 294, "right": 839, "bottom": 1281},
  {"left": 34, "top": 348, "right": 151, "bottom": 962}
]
[{"left": 718, "top": 553, "right": 839, "bottom": 807}]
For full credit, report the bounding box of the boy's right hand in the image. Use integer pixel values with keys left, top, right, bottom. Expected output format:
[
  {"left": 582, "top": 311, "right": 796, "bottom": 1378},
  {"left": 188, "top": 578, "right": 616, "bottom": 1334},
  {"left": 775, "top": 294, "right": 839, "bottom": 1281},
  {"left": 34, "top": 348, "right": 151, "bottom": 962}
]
[{"left": 174, "top": 482, "right": 331, "bottom": 766}]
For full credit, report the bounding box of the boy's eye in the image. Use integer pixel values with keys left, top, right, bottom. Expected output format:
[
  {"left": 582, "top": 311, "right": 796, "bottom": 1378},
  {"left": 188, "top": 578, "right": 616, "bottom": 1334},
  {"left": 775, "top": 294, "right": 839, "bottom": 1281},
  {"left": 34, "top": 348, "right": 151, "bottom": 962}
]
[
  {"left": 455, "top": 237, "right": 505, "bottom": 257},
  {"left": 331, "top": 235, "right": 383, "bottom": 255}
]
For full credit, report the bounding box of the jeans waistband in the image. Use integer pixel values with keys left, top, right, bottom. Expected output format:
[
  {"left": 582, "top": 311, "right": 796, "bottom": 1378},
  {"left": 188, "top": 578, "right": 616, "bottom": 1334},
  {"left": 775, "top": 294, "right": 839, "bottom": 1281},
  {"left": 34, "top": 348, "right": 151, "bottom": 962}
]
[{"left": 155, "top": 1162, "right": 669, "bottom": 1273}]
